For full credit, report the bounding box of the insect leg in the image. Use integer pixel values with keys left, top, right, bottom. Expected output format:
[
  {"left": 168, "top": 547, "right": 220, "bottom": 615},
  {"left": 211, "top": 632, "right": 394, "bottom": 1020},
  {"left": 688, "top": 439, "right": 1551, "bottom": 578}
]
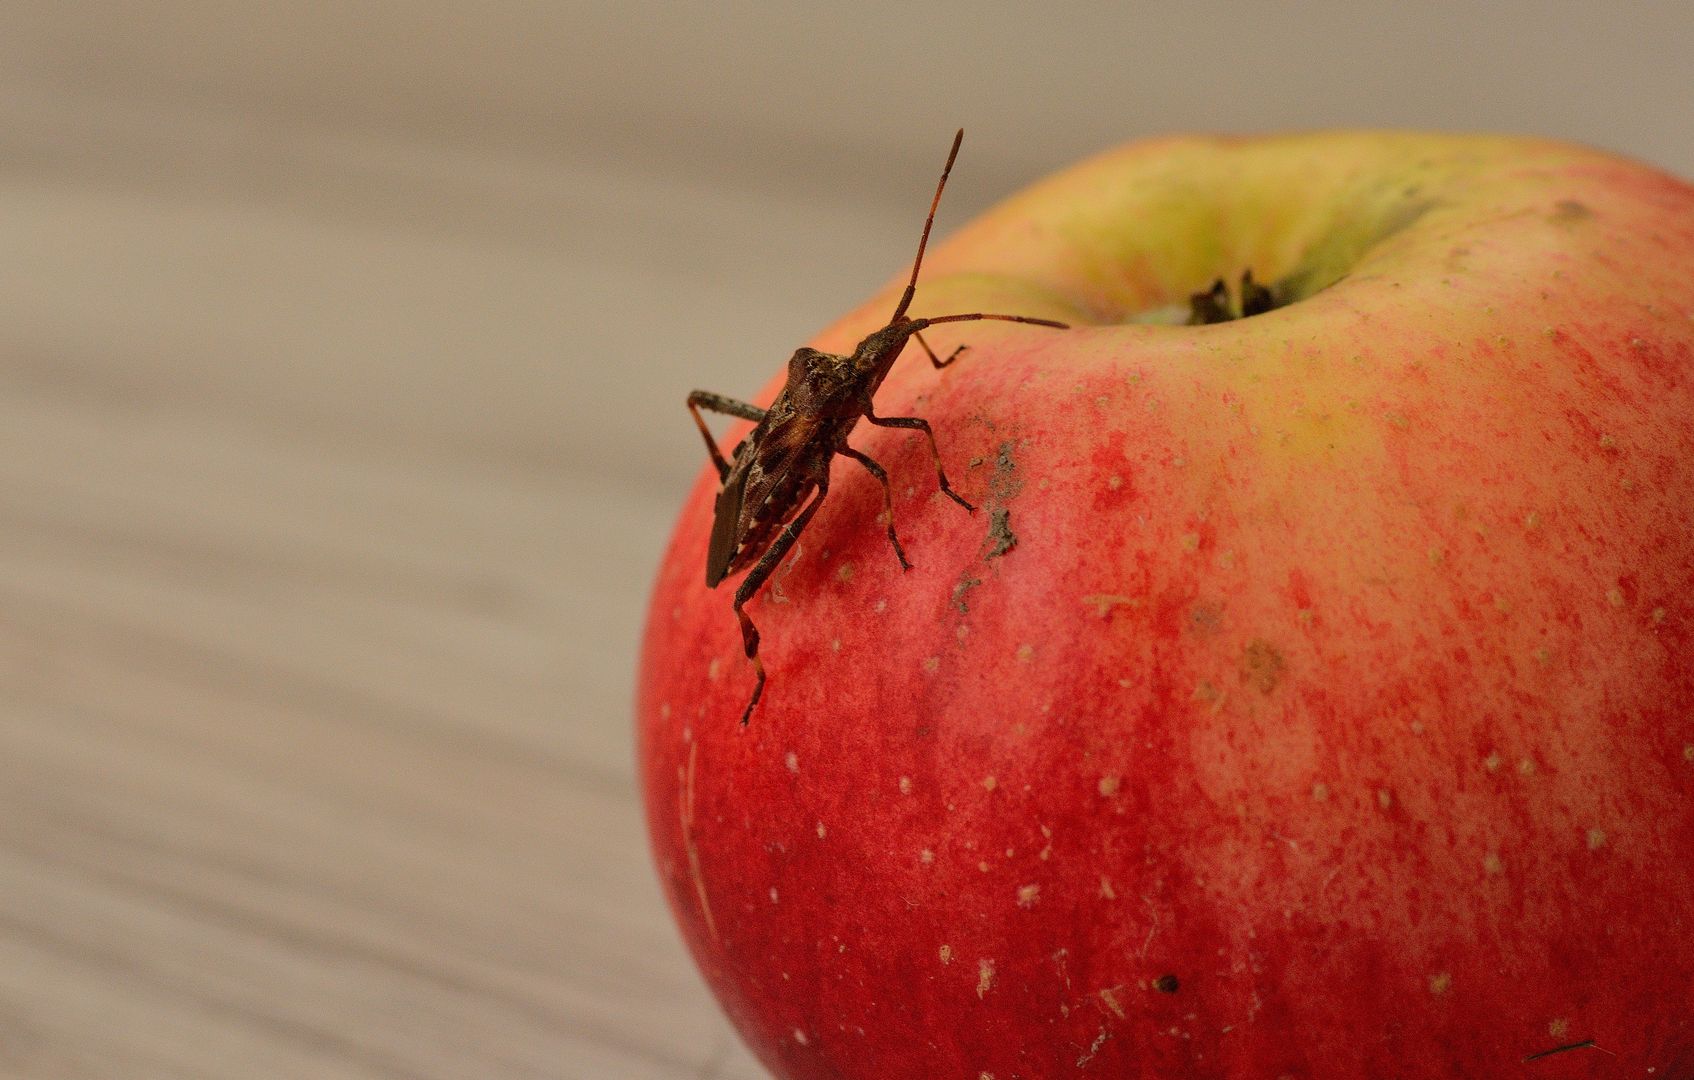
[
  {"left": 836, "top": 446, "right": 911, "bottom": 571},
  {"left": 687, "top": 390, "right": 767, "bottom": 479},
  {"left": 912, "top": 331, "right": 967, "bottom": 370},
  {"left": 732, "top": 474, "right": 830, "bottom": 724},
  {"left": 859, "top": 397, "right": 975, "bottom": 513}
]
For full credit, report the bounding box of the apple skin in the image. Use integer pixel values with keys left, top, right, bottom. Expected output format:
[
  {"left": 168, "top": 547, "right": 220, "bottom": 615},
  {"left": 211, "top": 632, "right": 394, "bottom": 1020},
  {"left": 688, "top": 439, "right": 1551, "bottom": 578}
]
[{"left": 637, "top": 132, "right": 1694, "bottom": 1079}]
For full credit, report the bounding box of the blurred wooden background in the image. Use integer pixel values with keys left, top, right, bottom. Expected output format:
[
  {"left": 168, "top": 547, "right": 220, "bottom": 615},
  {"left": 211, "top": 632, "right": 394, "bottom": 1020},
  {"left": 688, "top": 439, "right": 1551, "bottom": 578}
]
[{"left": 0, "top": 4, "right": 1688, "bottom": 1078}]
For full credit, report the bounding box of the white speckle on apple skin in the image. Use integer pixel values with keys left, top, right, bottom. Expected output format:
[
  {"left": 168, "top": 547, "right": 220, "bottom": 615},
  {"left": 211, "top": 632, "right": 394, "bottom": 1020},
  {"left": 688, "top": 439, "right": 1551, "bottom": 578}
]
[
  {"left": 1484, "top": 852, "right": 1505, "bottom": 876},
  {"left": 921, "top": 656, "right": 940, "bottom": 674},
  {"left": 1016, "top": 643, "right": 1035, "bottom": 663},
  {"left": 939, "top": 944, "right": 952, "bottom": 965},
  {"left": 1549, "top": 1017, "right": 1570, "bottom": 1038},
  {"left": 1017, "top": 884, "right": 1041, "bottom": 907},
  {"left": 981, "top": 775, "right": 997, "bottom": 791},
  {"left": 1484, "top": 751, "right": 1503, "bottom": 772},
  {"left": 976, "top": 959, "right": 995, "bottom": 998},
  {"left": 1429, "top": 972, "right": 1453, "bottom": 995},
  {"left": 784, "top": 751, "right": 799, "bottom": 773},
  {"left": 919, "top": 848, "right": 934, "bottom": 864},
  {"left": 1098, "top": 775, "right": 1121, "bottom": 797},
  {"left": 792, "top": 1029, "right": 809, "bottom": 1046},
  {"left": 899, "top": 776, "right": 912, "bottom": 794},
  {"left": 815, "top": 821, "right": 826, "bottom": 839},
  {"left": 1587, "top": 828, "right": 1608, "bottom": 851},
  {"left": 1098, "top": 986, "right": 1125, "bottom": 1019}
]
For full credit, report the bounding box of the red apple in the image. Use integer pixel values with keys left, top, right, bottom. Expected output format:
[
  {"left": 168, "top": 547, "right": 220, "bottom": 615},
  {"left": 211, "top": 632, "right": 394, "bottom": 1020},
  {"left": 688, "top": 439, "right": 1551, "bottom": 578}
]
[{"left": 637, "top": 131, "right": 1694, "bottom": 1079}]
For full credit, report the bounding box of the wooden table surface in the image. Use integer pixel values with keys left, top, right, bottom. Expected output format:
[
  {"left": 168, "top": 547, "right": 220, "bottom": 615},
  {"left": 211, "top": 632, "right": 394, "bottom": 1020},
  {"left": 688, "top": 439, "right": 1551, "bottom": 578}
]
[{"left": 0, "top": 86, "right": 798, "bottom": 1080}]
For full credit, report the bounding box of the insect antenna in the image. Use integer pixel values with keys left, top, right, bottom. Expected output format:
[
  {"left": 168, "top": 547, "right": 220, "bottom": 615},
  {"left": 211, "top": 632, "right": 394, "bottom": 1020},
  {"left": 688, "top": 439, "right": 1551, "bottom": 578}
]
[
  {"left": 891, "top": 128, "right": 965, "bottom": 322},
  {"left": 923, "top": 312, "right": 1068, "bottom": 330}
]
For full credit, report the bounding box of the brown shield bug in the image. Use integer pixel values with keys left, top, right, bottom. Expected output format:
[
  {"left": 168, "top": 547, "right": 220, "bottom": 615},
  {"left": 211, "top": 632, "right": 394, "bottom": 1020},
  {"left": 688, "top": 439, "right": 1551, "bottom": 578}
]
[{"left": 687, "top": 129, "right": 1068, "bottom": 723}]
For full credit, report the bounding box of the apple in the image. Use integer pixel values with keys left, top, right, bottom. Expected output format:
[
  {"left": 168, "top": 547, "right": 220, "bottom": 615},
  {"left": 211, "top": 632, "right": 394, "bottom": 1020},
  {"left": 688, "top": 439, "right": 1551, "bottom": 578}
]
[{"left": 637, "top": 131, "right": 1694, "bottom": 1079}]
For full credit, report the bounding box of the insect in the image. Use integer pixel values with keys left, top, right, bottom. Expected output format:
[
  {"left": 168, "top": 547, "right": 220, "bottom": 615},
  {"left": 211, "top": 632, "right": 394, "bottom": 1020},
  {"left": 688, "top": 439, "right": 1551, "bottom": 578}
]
[{"left": 687, "top": 129, "right": 1069, "bottom": 724}]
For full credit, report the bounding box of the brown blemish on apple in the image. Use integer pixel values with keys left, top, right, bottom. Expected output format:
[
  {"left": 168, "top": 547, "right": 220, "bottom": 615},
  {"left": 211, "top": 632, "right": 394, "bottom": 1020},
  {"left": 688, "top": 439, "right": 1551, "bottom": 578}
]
[
  {"left": 1484, "top": 852, "right": 1505, "bottom": 876},
  {"left": 1586, "top": 828, "right": 1608, "bottom": 851},
  {"left": 1240, "top": 638, "right": 1287, "bottom": 693},
  {"left": 952, "top": 575, "right": 983, "bottom": 612},
  {"left": 1429, "top": 972, "right": 1453, "bottom": 995},
  {"left": 1550, "top": 199, "right": 1593, "bottom": 225},
  {"left": 1549, "top": 1017, "right": 1570, "bottom": 1038},
  {"left": 983, "top": 507, "right": 1017, "bottom": 559},
  {"left": 977, "top": 441, "right": 1022, "bottom": 560}
]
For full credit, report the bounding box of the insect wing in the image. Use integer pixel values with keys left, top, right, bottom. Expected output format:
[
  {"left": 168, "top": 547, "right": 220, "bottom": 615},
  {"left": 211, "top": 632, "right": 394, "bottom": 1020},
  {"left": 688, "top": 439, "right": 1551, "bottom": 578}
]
[{"left": 704, "top": 413, "right": 815, "bottom": 587}]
